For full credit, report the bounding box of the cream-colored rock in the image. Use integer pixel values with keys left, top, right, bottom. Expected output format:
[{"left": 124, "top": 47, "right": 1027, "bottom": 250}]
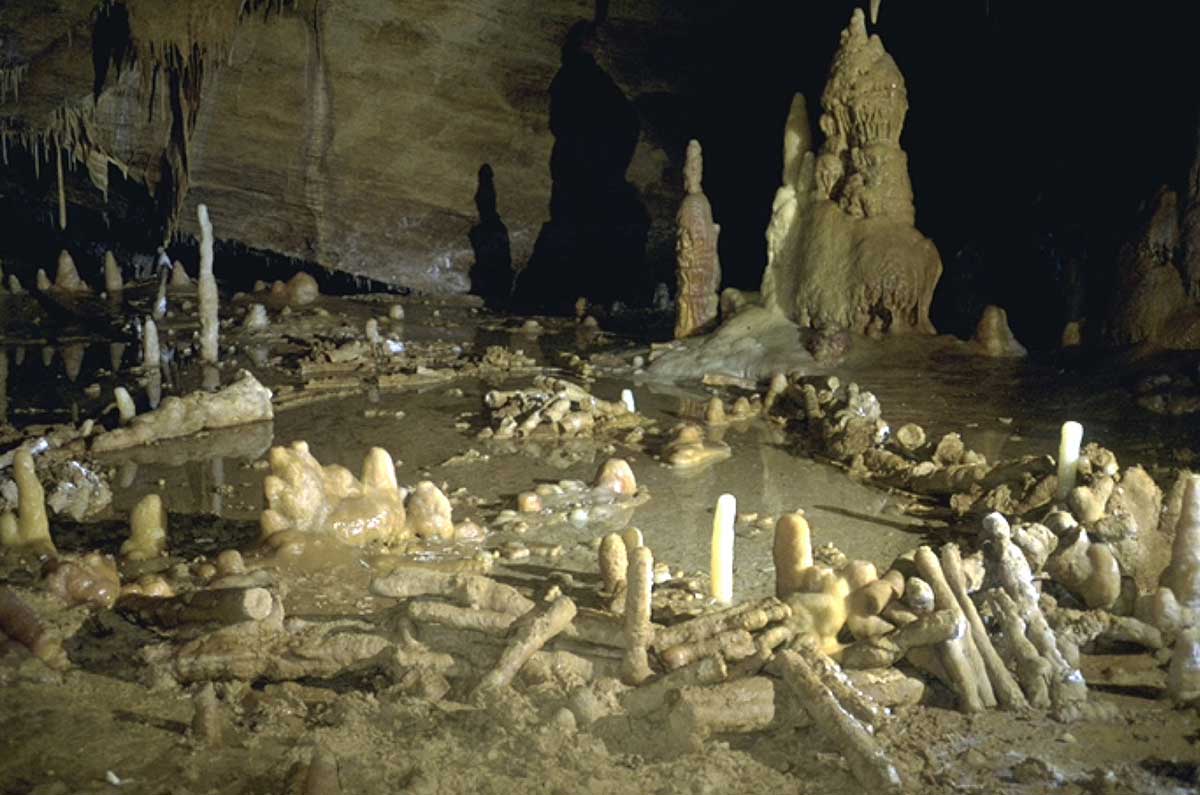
[
  {"left": 266, "top": 272, "right": 319, "bottom": 308},
  {"left": 113, "top": 387, "right": 136, "bottom": 425},
  {"left": 598, "top": 533, "right": 629, "bottom": 594},
  {"left": 1168, "top": 627, "right": 1200, "bottom": 703},
  {"left": 1160, "top": 474, "right": 1200, "bottom": 610},
  {"left": 143, "top": 317, "right": 161, "bottom": 371},
  {"left": 592, "top": 458, "right": 637, "bottom": 496},
  {"left": 121, "top": 494, "right": 168, "bottom": 561},
  {"left": 92, "top": 370, "right": 273, "bottom": 452},
  {"left": 662, "top": 424, "right": 731, "bottom": 468},
  {"left": 3, "top": 449, "right": 54, "bottom": 556},
  {"left": 773, "top": 512, "right": 813, "bottom": 597},
  {"left": 406, "top": 481, "right": 454, "bottom": 540},
  {"left": 785, "top": 565, "right": 851, "bottom": 655},
  {"left": 261, "top": 442, "right": 408, "bottom": 547},
  {"left": 1067, "top": 475, "right": 1115, "bottom": 524},
  {"left": 710, "top": 493, "right": 736, "bottom": 604},
  {"left": 197, "top": 204, "right": 220, "bottom": 364},
  {"left": 104, "top": 251, "right": 123, "bottom": 294},
  {"left": 1045, "top": 529, "right": 1121, "bottom": 609},
  {"left": 970, "top": 306, "right": 1026, "bottom": 358},
  {"left": 170, "top": 261, "right": 191, "bottom": 288},
  {"left": 761, "top": 10, "right": 941, "bottom": 335},
  {"left": 53, "top": 250, "right": 88, "bottom": 292},
  {"left": 35, "top": 269, "right": 51, "bottom": 291},
  {"left": 45, "top": 552, "right": 121, "bottom": 609}
]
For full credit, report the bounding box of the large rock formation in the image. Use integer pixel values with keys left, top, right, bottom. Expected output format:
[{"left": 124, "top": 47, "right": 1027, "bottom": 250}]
[
  {"left": 1104, "top": 186, "right": 1200, "bottom": 349},
  {"left": 674, "top": 139, "right": 721, "bottom": 338},
  {"left": 760, "top": 10, "right": 941, "bottom": 335},
  {"left": 0, "top": 0, "right": 714, "bottom": 293}
]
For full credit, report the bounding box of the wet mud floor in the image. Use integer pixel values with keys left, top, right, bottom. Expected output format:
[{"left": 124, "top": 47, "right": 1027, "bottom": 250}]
[{"left": 1, "top": 287, "right": 1199, "bottom": 794}]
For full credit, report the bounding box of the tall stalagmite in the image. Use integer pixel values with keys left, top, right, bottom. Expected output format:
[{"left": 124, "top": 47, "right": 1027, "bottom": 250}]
[
  {"left": 197, "top": 204, "right": 219, "bottom": 364},
  {"left": 761, "top": 10, "right": 941, "bottom": 335},
  {"left": 674, "top": 140, "right": 721, "bottom": 338}
]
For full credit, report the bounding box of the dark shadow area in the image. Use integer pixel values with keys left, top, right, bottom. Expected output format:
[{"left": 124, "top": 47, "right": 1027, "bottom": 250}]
[
  {"left": 513, "top": 20, "right": 650, "bottom": 313},
  {"left": 467, "top": 163, "right": 513, "bottom": 306}
]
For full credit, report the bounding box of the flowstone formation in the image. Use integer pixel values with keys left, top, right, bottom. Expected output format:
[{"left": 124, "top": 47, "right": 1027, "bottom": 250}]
[
  {"left": 761, "top": 10, "right": 942, "bottom": 335},
  {"left": 674, "top": 140, "right": 721, "bottom": 339}
]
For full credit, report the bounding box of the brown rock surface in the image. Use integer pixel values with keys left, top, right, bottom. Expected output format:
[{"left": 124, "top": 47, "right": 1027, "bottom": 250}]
[{"left": 0, "top": 1, "right": 720, "bottom": 293}]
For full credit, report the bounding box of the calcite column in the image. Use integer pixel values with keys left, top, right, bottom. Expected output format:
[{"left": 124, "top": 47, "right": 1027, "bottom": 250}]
[{"left": 674, "top": 140, "right": 721, "bottom": 338}]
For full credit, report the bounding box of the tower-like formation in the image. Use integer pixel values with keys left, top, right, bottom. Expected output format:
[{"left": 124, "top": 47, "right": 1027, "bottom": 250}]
[
  {"left": 762, "top": 10, "right": 942, "bottom": 335},
  {"left": 674, "top": 139, "right": 721, "bottom": 338}
]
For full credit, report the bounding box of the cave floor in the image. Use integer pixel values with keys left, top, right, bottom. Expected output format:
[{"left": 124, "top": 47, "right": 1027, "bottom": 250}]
[{"left": 1, "top": 288, "right": 1198, "bottom": 794}]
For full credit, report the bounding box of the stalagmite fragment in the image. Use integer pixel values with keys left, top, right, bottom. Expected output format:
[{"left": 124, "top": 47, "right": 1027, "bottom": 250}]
[
  {"left": 841, "top": 608, "right": 962, "bottom": 669},
  {"left": 941, "top": 544, "right": 1027, "bottom": 709},
  {"left": 117, "top": 586, "right": 274, "bottom": 628},
  {"left": 0, "top": 587, "right": 68, "bottom": 670},
  {"left": 243, "top": 303, "right": 269, "bottom": 330},
  {"left": 773, "top": 512, "right": 813, "bottom": 597},
  {"left": 371, "top": 569, "right": 534, "bottom": 614},
  {"left": 622, "top": 655, "right": 727, "bottom": 716},
  {"left": 620, "top": 388, "right": 636, "bottom": 413},
  {"left": 914, "top": 545, "right": 994, "bottom": 711},
  {"left": 773, "top": 649, "right": 903, "bottom": 793},
  {"left": 93, "top": 370, "right": 273, "bottom": 453},
  {"left": 475, "top": 596, "right": 577, "bottom": 696},
  {"left": 36, "top": 269, "right": 51, "bottom": 291},
  {"left": 711, "top": 493, "right": 736, "bottom": 604},
  {"left": 104, "top": 251, "right": 123, "bottom": 294},
  {"left": 45, "top": 553, "right": 120, "bottom": 609},
  {"left": 191, "top": 683, "right": 222, "bottom": 747},
  {"left": 661, "top": 629, "right": 756, "bottom": 670},
  {"left": 1045, "top": 529, "right": 1122, "bottom": 609},
  {"left": 666, "top": 677, "right": 774, "bottom": 747},
  {"left": 622, "top": 546, "right": 655, "bottom": 684},
  {"left": 622, "top": 527, "right": 644, "bottom": 550},
  {"left": 599, "top": 533, "right": 629, "bottom": 594},
  {"left": 121, "top": 494, "right": 168, "bottom": 561},
  {"left": 302, "top": 747, "right": 342, "bottom": 795},
  {"left": 143, "top": 318, "right": 161, "bottom": 371},
  {"left": 656, "top": 599, "right": 791, "bottom": 651},
  {"left": 152, "top": 268, "right": 168, "bottom": 320},
  {"left": 1056, "top": 421, "right": 1084, "bottom": 501},
  {"left": 197, "top": 204, "right": 219, "bottom": 363}
]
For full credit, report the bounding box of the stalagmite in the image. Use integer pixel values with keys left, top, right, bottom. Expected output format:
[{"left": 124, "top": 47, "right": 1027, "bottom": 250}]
[
  {"left": 191, "top": 683, "right": 222, "bottom": 747},
  {"left": 170, "top": 261, "right": 190, "bottom": 288},
  {"left": 117, "top": 587, "right": 274, "bottom": 628},
  {"left": 1168, "top": 627, "right": 1200, "bottom": 703},
  {"left": 5, "top": 449, "right": 54, "bottom": 555},
  {"left": 121, "top": 494, "right": 168, "bottom": 561},
  {"left": 114, "top": 387, "right": 136, "bottom": 424},
  {"left": 598, "top": 533, "right": 629, "bottom": 594},
  {"left": 1160, "top": 474, "right": 1200, "bottom": 611},
  {"left": 711, "top": 493, "right": 736, "bottom": 604},
  {"left": 773, "top": 649, "right": 902, "bottom": 793},
  {"left": 54, "top": 250, "right": 87, "bottom": 291},
  {"left": 243, "top": 303, "right": 269, "bottom": 330},
  {"left": 36, "top": 269, "right": 51, "bottom": 291},
  {"left": 474, "top": 596, "right": 577, "bottom": 696},
  {"left": 1056, "top": 421, "right": 1084, "bottom": 501},
  {"left": 104, "top": 251, "right": 123, "bottom": 294},
  {"left": 302, "top": 747, "right": 342, "bottom": 795},
  {"left": 56, "top": 144, "right": 66, "bottom": 230},
  {"left": 622, "top": 545, "right": 655, "bottom": 684},
  {"left": 0, "top": 587, "right": 68, "bottom": 670},
  {"left": 197, "top": 204, "right": 219, "bottom": 363},
  {"left": 143, "top": 318, "right": 161, "bottom": 371},
  {"left": 773, "top": 512, "right": 813, "bottom": 597}
]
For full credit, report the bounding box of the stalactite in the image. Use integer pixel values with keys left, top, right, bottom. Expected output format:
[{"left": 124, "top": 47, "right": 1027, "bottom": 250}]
[{"left": 56, "top": 143, "right": 67, "bottom": 230}]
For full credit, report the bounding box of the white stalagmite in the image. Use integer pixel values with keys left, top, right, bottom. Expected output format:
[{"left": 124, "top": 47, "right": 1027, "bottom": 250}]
[
  {"left": 711, "top": 493, "right": 737, "bottom": 604},
  {"left": 1055, "top": 421, "right": 1084, "bottom": 501},
  {"left": 113, "top": 387, "right": 136, "bottom": 424},
  {"left": 143, "top": 318, "right": 161, "bottom": 371},
  {"left": 197, "top": 204, "right": 219, "bottom": 364},
  {"left": 621, "top": 389, "right": 636, "bottom": 413},
  {"left": 104, "top": 251, "right": 123, "bottom": 294}
]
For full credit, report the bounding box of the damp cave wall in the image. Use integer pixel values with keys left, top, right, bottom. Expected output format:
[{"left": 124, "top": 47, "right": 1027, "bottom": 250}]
[{"left": 1, "top": 0, "right": 1198, "bottom": 348}]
